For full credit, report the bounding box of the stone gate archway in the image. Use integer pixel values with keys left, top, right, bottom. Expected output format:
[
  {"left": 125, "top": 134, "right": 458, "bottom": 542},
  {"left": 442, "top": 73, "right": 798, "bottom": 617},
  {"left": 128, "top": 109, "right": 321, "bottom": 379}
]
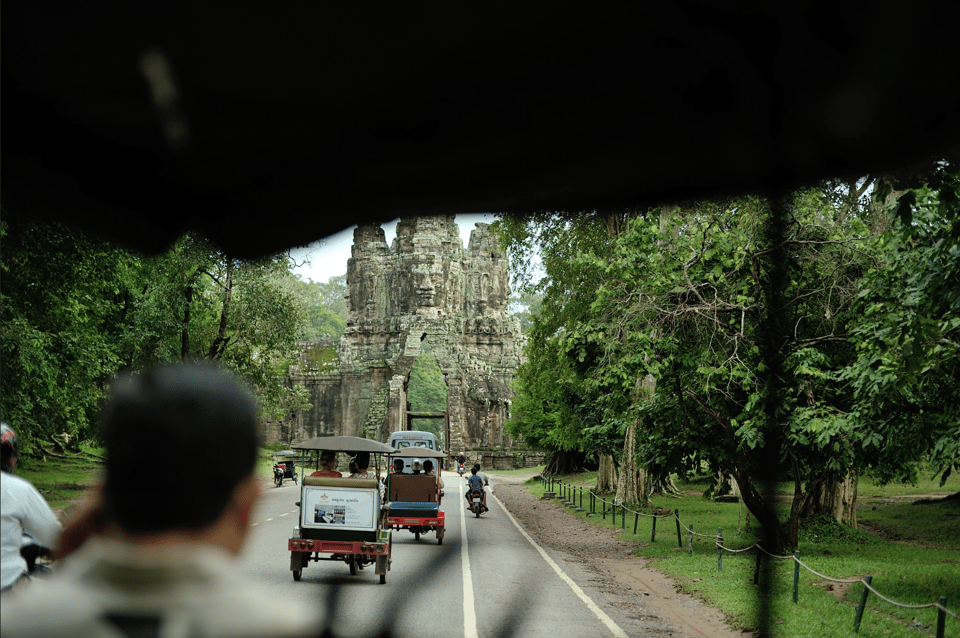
[{"left": 282, "top": 215, "right": 526, "bottom": 463}]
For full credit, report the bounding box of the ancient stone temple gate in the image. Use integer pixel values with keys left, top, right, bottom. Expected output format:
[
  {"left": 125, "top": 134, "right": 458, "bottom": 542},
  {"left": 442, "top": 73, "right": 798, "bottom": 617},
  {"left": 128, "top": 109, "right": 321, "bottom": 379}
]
[{"left": 279, "top": 216, "right": 527, "bottom": 462}]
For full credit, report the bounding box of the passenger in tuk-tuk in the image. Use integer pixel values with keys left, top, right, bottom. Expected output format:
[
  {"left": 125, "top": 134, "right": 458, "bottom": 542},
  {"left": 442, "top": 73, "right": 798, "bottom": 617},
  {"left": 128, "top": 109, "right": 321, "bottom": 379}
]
[
  {"left": 390, "top": 459, "right": 404, "bottom": 474},
  {"left": 349, "top": 452, "right": 376, "bottom": 479},
  {"left": 350, "top": 452, "right": 384, "bottom": 504},
  {"left": 422, "top": 460, "right": 444, "bottom": 500},
  {"left": 310, "top": 451, "right": 342, "bottom": 477}
]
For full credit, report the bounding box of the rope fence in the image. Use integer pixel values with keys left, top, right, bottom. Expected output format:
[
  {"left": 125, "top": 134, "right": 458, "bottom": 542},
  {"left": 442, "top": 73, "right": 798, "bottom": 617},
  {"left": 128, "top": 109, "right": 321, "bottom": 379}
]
[{"left": 539, "top": 474, "right": 956, "bottom": 637}]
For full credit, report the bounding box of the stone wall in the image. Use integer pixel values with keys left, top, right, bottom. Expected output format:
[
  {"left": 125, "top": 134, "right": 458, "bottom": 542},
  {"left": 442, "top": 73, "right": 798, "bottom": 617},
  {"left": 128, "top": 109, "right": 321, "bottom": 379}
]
[{"left": 271, "top": 216, "right": 527, "bottom": 461}]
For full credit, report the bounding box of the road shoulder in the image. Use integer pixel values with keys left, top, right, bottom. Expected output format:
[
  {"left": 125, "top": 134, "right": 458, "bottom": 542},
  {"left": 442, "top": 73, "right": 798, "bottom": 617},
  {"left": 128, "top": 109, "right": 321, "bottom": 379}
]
[{"left": 491, "top": 479, "right": 746, "bottom": 638}]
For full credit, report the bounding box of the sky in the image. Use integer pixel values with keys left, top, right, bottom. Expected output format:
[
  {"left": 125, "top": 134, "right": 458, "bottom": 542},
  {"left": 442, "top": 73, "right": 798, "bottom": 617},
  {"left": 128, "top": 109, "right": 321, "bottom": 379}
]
[{"left": 288, "top": 213, "right": 499, "bottom": 283}]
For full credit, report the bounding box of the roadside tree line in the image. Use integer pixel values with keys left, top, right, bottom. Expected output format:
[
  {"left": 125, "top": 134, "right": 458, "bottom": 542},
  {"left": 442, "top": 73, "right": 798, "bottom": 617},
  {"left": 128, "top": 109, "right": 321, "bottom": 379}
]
[
  {"left": 1, "top": 212, "right": 347, "bottom": 459},
  {"left": 496, "top": 161, "right": 960, "bottom": 553}
]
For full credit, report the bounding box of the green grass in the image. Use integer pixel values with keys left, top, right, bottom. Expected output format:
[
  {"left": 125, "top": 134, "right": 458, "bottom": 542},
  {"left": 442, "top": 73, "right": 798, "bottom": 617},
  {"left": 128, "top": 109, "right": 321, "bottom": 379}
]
[
  {"left": 18, "top": 444, "right": 310, "bottom": 508},
  {"left": 533, "top": 472, "right": 960, "bottom": 637},
  {"left": 487, "top": 464, "right": 547, "bottom": 477},
  {"left": 17, "top": 442, "right": 105, "bottom": 512}
]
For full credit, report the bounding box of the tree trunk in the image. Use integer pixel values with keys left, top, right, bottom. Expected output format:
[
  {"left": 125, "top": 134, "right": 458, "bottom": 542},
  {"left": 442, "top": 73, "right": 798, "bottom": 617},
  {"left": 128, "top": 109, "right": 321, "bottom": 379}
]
[
  {"left": 735, "top": 469, "right": 788, "bottom": 555},
  {"left": 796, "top": 469, "right": 859, "bottom": 528},
  {"left": 615, "top": 421, "right": 651, "bottom": 506},
  {"left": 207, "top": 260, "right": 233, "bottom": 360},
  {"left": 708, "top": 473, "right": 740, "bottom": 498},
  {"left": 181, "top": 284, "right": 193, "bottom": 360},
  {"left": 595, "top": 454, "right": 618, "bottom": 493},
  {"left": 544, "top": 450, "right": 587, "bottom": 475}
]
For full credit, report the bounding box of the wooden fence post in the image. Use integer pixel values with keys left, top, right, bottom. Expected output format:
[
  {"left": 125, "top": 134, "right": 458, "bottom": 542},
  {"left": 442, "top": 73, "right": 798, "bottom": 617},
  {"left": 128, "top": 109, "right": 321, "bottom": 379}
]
[{"left": 853, "top": 576, "right": 873, "bottom": 633}]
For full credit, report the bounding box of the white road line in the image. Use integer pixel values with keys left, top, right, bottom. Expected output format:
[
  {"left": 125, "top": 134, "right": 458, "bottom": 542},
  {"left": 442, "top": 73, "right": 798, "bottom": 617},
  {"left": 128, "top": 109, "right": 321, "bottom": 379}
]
[
  {"left": 280, "top": 512, "right": 289, "bottom": 516},
  {"left": 460, "top": 478, "right": 479, "bottom": 638},
  {"left": 491, "top": 491, "right": 629, "bottom": 638}
]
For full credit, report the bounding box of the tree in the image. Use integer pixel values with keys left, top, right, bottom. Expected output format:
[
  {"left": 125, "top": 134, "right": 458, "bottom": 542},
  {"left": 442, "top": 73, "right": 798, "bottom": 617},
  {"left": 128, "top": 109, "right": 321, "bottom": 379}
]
[
  {"left": 845, "top": 160, "right": 960, "bottom": 494},
  {"left": 582, "top": 188, "right": 887, "bottom": 551},
  {"left": 495, "top": 212, "right": 632, "bottom": 482},
  {"left": 279, "top": 273, "right": 347, "bottom": 340},
  {"left": 1, "top": 212, "right": 130, "bottom": 454},
  {"left": 118, "top": 233, "right": 311, "bottom": 421},
  {"left": 407, "top": 350, "right": 447, "bottom": 438},
  {"left": 508, "top": 289, "right": 543, "bottom": 333}
]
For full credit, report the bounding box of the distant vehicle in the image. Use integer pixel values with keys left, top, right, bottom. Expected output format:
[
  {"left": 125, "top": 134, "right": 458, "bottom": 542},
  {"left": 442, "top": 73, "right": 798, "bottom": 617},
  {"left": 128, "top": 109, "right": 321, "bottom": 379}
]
[
  {"left": 387, "top": 431, "right": 439, "bottom": 473},
  {"left": 272, "top": 450, "right": 298, "bottom": 487}
]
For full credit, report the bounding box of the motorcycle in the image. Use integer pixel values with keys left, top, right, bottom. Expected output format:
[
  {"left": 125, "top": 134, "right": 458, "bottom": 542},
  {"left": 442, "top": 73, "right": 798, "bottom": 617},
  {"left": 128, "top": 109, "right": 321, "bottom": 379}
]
[
  {"left": 457, "top": 461, "right": 465, "bottom": 477},
  {"left": 273, "top": 464, "right": 285, "bottom": 487},
  {"left": 467, "top": 489, "right": 485, "bottom": 518}
]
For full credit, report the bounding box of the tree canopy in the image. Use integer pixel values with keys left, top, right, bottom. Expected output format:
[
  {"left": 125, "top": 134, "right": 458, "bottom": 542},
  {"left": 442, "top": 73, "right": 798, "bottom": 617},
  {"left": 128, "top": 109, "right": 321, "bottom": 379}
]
[
  {"left": 495, "top": 164, "right": 959, "bottom": 552},
  {"left": 407, "top": 345, "right": 448, "bottom": 439},
  {"left": 1, "top": 212, "right": 312, "bottom": 457}
]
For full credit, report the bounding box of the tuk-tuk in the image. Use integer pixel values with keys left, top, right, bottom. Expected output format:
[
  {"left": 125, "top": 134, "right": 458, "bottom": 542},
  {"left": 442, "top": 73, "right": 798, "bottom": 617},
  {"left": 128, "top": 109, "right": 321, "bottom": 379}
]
[
  {"left": 272, "top": 450, "right": 299, "bottom": 487},
  {"left": 288, "top": 436, "right": 396, "bottom": 584},
  {"left": 385, "top": 447, "right": 446, "bottom": 544}
]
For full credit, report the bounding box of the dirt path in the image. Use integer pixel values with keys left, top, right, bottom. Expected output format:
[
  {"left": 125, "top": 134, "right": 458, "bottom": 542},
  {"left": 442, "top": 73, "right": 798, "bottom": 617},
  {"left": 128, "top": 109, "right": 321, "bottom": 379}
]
[{"left": 488, "top": 472, "right": 745, "bottom": 638}]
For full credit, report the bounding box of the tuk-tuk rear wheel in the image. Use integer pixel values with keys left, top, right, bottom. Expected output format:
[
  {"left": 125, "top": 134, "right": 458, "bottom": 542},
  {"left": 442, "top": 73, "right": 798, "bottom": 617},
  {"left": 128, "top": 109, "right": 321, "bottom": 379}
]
[
  {"left": 379, "top": 574, "right": 386, "bottom": 584},
  {"left": 349, "top": 555, "right": 358, "bottom": 575},
  {"left": 293, "top": 569, "right": 302, "bottom": 581}
]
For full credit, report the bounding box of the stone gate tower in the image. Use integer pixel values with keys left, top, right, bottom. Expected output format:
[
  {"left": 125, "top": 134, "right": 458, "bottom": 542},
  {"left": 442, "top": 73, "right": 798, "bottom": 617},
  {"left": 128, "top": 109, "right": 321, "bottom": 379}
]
[{"left": 283, "top": 215, "right": 525, "bottom": 459}]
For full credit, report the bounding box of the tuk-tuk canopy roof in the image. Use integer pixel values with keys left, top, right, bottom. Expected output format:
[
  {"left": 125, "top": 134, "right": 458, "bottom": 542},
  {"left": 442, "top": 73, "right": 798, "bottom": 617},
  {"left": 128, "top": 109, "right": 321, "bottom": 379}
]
[
  {"left": 291, "top": 435, "right": 396, "bottom": 454},
  {"left": 390, "top": 447, "right": 446, "bottom": 459}
]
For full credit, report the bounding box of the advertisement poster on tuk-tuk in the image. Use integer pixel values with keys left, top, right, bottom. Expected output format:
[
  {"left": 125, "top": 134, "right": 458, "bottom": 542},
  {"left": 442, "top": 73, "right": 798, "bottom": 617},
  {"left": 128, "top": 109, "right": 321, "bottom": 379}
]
[{"left": 302, "top": 487, "right": 377, "bottom": 531}]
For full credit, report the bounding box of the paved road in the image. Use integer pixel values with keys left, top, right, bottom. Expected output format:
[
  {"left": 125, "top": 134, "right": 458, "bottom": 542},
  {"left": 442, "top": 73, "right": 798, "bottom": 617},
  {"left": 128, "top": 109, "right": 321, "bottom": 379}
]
[{"left": 241, "top": 475, "right": 648, "bottom": 638}]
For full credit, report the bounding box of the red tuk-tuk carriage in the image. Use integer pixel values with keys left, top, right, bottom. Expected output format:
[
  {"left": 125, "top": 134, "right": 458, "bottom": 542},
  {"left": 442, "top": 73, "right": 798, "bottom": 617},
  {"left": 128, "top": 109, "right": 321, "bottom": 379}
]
[{"left": 385, "top": 447, "right": 446, "bottom": 544}]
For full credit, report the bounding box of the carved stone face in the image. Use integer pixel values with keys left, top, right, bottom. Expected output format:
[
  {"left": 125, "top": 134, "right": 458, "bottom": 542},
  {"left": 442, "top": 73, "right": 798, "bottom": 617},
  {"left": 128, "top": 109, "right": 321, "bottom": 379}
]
[
  {"left": 411, "top": 261, "right": 445, "bottom": 311},
  {"left": 416, "top": 269, "right": 436, "bottom": 307}
]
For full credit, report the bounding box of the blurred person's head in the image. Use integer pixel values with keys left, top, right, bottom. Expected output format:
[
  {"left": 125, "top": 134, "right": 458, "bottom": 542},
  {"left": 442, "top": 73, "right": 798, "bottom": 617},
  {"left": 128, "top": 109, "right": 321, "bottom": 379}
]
[
  {"left": 1, "top": 422, "right": 19, "bottom": 473},
  {"left": 423, "top": 460, "right": 434, "bottom": 473},
  {"left": 354, "top": 452, "right": 370, "bottom": 472},
  {"left": 393, "top": 459, "right": 404, "bottom": 473},
  {"left": 99, "top": 363, "right": 260, "bottom": 545}
]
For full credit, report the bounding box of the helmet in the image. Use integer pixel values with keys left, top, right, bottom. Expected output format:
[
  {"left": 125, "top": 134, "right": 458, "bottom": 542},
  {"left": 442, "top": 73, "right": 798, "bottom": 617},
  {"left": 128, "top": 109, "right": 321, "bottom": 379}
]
[{"left": 1, "top": 423, "right": 18, "bottom": 473}]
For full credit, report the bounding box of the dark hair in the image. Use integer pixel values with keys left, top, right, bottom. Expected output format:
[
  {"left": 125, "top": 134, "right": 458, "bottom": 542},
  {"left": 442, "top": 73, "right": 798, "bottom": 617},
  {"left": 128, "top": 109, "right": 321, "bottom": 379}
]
[
  {"left": 354, "top": 451, "right": 370, "bottom": 471},
  {"left": 423, "top": 460, "right": 434, "bottom": 472},
  {"left": 100, "top": 363, "right": 259, "bottom": 533}
]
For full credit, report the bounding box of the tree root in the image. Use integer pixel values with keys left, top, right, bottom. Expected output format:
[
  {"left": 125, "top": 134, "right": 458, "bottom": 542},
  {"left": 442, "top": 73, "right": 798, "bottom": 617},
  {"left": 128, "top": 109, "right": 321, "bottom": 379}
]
[{"left": 40, "top": 447, "right": 105, "bottom": 463}]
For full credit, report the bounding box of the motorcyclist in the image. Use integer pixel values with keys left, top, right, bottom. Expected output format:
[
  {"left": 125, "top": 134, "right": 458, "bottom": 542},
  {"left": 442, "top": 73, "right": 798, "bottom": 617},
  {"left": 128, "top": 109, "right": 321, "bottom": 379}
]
[
  {"left": 455, "top": 452, "right": 466, "bottom": 475},
  {"left": 0, "top": 423, "right": 62, "bottom": 594},
  {"left": 464, "top": 465, "right": 488, "bottom": 512}
]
